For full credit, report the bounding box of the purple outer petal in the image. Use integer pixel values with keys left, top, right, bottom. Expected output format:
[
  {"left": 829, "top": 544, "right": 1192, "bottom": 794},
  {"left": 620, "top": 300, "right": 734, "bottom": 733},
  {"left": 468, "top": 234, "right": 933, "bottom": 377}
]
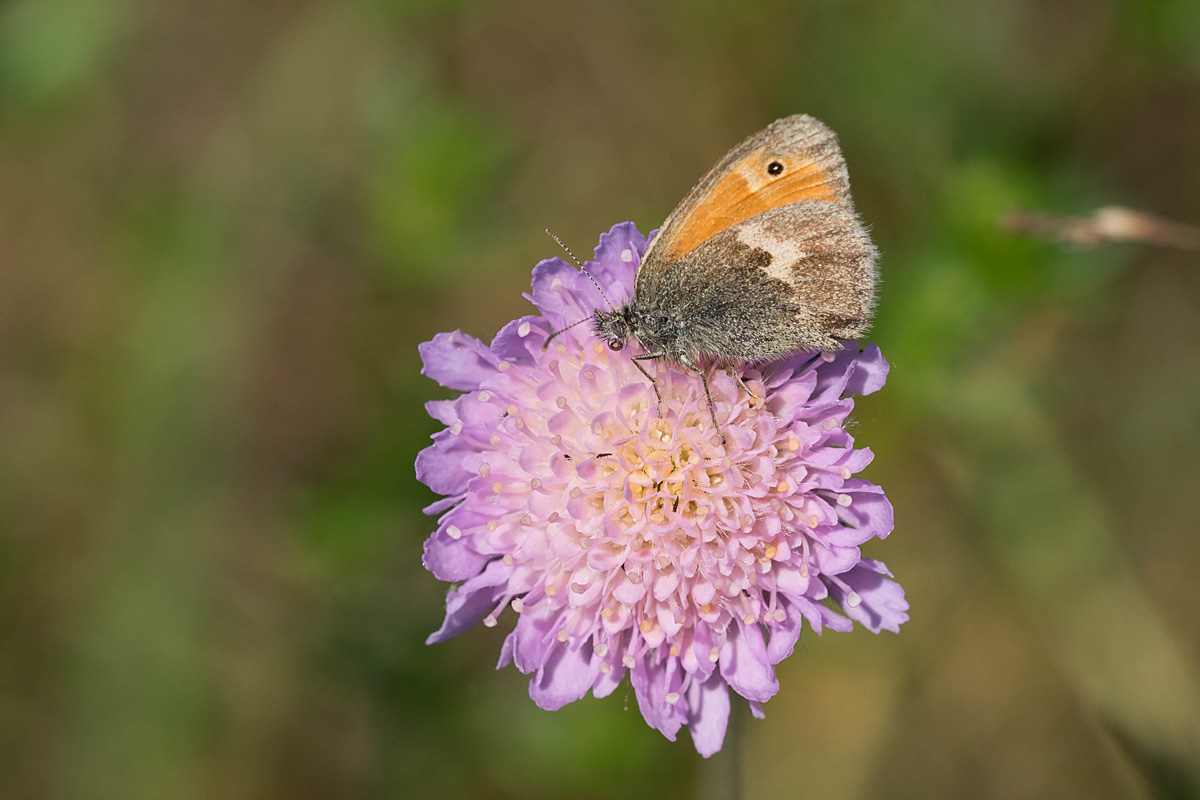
[
  {"left": 425, "top": 559, "right": 509, "bottom": 644},
  {"left": 845, "top": 343, "right": 889, "bottom": 396},
  {"left": 425, "top": 399, "right": 459, "bottom": 425},
  {"left": 587, "top": 221, "right": 645, "bottom": 306},
  {"left": 530, "top": 640, "right": 600, "bottom": 710},
  {"left": 631, "top": 656, "right": 685, "bottom": 740},
  {"left": 512, "top": 603, "right": 563, "bottom": 673},
  {"left": 794, "top": 595, "right": 854, "bottom": 635},
  {"left": 826, "top": 559, "right": 909, "bottom": 633},
  {"left": 719, "top": 621, "right": 779, "bottom": 703},
  {"left": 766, "top": 602, "right": 806, "bottom": 664},
  {"left": 492, "top": 315, "right": 548, "bottom": 361},
  {"left": 524, "top": 258, "right": 584, "bottom": 330},
  {"left": 687, "top": 672, "right": 731, "bottom": 758},
  {"left": 422, "top": 494, "right": 462, "bottom": 516},
  {"left": 809, "top": 341, "right": 889, "bottom": 403},
  {"left": 832, "top": 481, "right": 895, "bottom": 542},
  {"left": 592, "top": 659, "right": 627, "bottom": 699},
  {"left": 422, "top": 530, "right": 488, "bottom": 582},
  {"left": 418, "top": 330, "right": 498, "bottom": 391},
  {"left": 415, "top": 437, "right": 473, "bottom": 496}
]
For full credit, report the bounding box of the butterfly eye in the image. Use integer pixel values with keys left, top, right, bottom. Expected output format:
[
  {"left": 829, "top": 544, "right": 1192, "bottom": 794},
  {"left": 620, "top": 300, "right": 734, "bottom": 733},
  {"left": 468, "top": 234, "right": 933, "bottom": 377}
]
[
  {"left": 767, "top": 161, "right": 784, "bottom": 175},
  {"left": 608, "top": 340, "right": 624, "bottom": 351}
]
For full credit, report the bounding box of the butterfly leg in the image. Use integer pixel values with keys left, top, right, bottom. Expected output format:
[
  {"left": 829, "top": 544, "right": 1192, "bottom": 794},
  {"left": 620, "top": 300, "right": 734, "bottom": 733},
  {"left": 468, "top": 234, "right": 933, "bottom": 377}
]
[
  {"left": 681, "top": 357, "right": 726, "bottom": 445},
  {"left": 630, "top": 353, "right": 665, "bottom": 409},
  {"left": 728, "top": 368, "right": 761, "bottom": 400}
]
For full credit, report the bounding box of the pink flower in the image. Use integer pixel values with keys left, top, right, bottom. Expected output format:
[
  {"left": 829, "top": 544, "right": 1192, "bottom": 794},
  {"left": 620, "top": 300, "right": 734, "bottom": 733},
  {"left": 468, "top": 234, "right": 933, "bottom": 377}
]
[{"left": 417, "top": 223, "right": 907, "bottom": 756}]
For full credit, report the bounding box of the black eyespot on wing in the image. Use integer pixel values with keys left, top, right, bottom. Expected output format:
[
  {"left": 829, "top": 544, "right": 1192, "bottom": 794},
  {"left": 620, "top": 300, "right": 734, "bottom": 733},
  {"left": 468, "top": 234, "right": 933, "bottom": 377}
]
[{"left": 767, "top": 161, "right": 784, "bottom": 175}]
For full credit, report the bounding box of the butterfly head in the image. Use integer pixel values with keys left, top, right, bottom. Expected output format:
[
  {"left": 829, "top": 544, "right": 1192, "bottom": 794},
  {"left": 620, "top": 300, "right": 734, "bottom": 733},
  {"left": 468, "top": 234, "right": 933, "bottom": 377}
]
[{"left": 593, "top": 306, "right": 635, "bottom": 352}]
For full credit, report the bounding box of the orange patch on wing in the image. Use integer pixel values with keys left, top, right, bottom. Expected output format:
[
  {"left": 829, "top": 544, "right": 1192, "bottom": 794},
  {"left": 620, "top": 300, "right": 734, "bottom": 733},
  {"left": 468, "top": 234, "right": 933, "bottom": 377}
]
[{"left": 666, "top": 150, "right": 841, "bottom": 261}]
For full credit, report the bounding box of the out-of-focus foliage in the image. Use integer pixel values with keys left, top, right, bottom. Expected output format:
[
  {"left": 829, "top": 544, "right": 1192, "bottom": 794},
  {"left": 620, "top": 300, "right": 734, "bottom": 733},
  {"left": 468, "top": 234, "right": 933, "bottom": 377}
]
[{"left": 1, "top": 1, "right": 1199, "bottom": 799}]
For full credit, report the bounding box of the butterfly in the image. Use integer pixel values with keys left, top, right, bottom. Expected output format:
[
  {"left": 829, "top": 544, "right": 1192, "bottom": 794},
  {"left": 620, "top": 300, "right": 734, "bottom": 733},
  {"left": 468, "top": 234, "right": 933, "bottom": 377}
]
[{"left": 555, "top": 114, "right": 878, "bottom": 434}]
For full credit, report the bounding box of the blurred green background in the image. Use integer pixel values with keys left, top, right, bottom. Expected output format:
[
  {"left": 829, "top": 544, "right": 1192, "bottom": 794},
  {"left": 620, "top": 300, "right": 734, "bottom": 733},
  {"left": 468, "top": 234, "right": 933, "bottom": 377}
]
[{"left": 2, "top": 1, "right": 1199, "bottom": 798}]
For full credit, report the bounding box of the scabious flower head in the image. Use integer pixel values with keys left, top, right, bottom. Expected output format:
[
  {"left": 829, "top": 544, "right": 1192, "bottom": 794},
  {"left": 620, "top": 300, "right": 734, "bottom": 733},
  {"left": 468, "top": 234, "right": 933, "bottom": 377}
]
[{"left": 417, "top": 223, "right": 907, "bottom": 756}]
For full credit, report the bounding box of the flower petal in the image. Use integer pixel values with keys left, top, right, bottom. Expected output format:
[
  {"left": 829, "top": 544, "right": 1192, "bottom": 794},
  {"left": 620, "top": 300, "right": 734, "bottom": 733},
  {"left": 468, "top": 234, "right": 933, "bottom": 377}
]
[
  {"left": 719, "top": 621, "right": 779, "bottom": 703},
  {"left": 425, "top": 559, "right": 509, "bottom": 644},
  {"left": 631, "top": 655, "right": 685, "bottom": 741},
  {"left": 511, "top": 602, "right": 564, "bottom": 673},
  {"left": 524, "top": 258, "right": 586, "bottom": 330},
  {"left": 587, "top": 221, "right": 645, "bottom": 306},
  {"left": 422, "top": 527, "right": 489, "bottom": 582},
  {"left": 766, "top": 602, "right": 806, "bottom": 664},
  {"left": 794, "top": 595, "right": 854, "bottom": 635},
  {"left": 687, "top": 672, "right": 731, "bottom": 758},
  {"left": 492, "top": 315, "right": 548, "bottom": 361},
  {"left": 418, "top": 330, "right": 498, "bottom": 391},
  {"left": 845, "top": 342, "right": 889, "bottom": 396},
  {"left": 425, "top": 399, "right": 459, "bottom": 426},
  {"left": 831, "top": 481, "right": 895, "bottom": 541},
  {"left": 422, "top": 493, "right": 462, "bottom": 516},
  {"left": 529, "top": 640, "right": 599, "bottom": 711},
  {"left": 414, "top": 436, "right": 473, "bottom": 496},
  {"left": 826, "top": 559, "right": 909, "bottom": 633}
]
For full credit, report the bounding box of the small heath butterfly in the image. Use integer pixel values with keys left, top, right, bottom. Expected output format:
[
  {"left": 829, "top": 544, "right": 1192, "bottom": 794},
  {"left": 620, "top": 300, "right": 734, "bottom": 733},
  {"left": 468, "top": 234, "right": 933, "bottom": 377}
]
[{"left": 557, "top": 114, "right": 877, "bottom": 433}]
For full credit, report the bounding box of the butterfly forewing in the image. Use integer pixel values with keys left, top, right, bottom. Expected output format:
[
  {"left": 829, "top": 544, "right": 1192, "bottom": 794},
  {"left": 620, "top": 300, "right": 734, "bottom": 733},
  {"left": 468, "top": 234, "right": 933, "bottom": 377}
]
[
  {"left": 631, "top": 114, "right": 876, "bottom": 357},
  {"left": 638, "top": 115, "right": 852, "bottom": 279}
]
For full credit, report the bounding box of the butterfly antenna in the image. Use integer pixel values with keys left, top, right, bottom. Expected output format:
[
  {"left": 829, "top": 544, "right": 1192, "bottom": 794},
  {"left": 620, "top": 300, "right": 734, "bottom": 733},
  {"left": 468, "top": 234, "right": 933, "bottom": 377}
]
[
  {"left": 545, "top": 229, "right": 613, "bottom": 310},
  {"left": 542, "top": 315, "right": 594, "bottom": 350}
]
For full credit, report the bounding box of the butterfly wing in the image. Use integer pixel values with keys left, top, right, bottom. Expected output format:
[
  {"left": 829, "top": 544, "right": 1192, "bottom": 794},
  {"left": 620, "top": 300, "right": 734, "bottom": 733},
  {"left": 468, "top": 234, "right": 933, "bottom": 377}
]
[
  {"left": 635, "top": 114, "right": 877, "bottom": 358},
  {"left": 638, "top": 115, "right": 853, "bottom": 277}
]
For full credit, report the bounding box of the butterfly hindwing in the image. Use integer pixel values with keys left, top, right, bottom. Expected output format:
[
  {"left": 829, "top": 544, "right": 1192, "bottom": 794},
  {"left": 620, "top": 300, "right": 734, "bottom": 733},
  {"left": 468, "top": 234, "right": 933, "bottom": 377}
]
[{"left": 638, "top": 201, "right": 876, "bottom": 359}]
